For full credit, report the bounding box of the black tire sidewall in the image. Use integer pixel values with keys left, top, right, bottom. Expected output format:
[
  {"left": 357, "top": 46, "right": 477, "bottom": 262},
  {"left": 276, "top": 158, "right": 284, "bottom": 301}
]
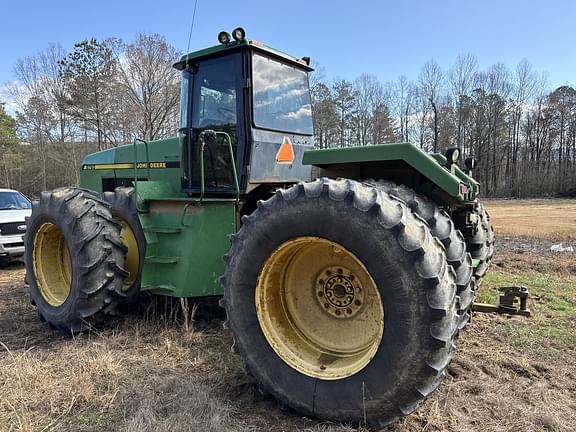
[
  {"left": 25, "top": 211, "right": 83, "bottom": 324},
  {"left": 103, "top": 188, "right": 145, "bottom": 298},
  {"left": 226, "top": 190, "right": 444, "bottom": 424}
]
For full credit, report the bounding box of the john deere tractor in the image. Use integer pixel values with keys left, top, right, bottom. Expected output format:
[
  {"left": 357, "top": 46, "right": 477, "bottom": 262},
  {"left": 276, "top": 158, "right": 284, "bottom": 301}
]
[{"left": 25, "top": 28, "right": 494, "bottom": 427}]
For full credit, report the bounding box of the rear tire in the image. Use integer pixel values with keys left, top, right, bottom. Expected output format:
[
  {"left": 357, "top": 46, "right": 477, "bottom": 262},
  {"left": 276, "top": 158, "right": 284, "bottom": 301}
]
[
  {"left": 221, "top": 178, "right": 459, "bottom": 427},
  {"left": 370, "top": 181, "right": 474, "bottom": 329},
  {"left": 464, "top": 203, "right": 495, "bottom": 285},
  {"left": 25, "top": 188, "right": 128, "bottom": 333}
]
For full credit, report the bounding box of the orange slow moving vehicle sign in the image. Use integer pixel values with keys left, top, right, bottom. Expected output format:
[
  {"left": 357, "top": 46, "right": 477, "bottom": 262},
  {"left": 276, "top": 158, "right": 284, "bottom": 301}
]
[{"left": 276, "top": 136, "right": 295, "bottom": 164}]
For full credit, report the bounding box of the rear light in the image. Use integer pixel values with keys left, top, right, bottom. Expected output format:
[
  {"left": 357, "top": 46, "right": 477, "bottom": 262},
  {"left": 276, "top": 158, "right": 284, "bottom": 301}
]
[{"left": 459, "top": 183, "right": 470, "bottom": 195}]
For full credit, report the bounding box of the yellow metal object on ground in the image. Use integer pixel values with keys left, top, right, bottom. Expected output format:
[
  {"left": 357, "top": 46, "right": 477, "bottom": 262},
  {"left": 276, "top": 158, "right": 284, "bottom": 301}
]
[
  {"left": 118, "top": 220, "right": 139, "bottom": 288},
  {"left": 256, "top": 237, "right": 384, "bottom": 380},
  {"left": 32, "top": 223, "right": 72, "bottom": 306}
]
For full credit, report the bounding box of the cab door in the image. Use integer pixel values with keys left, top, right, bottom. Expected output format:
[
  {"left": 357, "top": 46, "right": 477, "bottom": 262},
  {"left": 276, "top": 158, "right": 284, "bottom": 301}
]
[{"left": 184, "top": 53, "right": 244, "bottom": 196}]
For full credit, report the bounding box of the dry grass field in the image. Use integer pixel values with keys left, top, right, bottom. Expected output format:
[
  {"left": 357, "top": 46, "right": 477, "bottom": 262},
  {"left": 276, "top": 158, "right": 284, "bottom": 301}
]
[
  {"left": 0, "top": 199, "right": 575, "bottom": 432},
  {"left": 486, "top": 199, "right": 576, "bottom": 239}
]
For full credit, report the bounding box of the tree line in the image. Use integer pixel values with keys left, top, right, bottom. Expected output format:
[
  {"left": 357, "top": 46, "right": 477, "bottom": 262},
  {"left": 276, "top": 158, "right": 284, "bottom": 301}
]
[
  {"left": 1, "top": 36, "right": 575, "bottom": 198},
  {"left": 0, "top": 34, "right": 181, "bottom": 195},
  {"left": 311, "top": 57, "right": 576, "bottom": 197}
]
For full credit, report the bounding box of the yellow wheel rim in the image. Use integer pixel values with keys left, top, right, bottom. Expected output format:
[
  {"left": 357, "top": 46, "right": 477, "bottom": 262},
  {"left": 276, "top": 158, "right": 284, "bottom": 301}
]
[
  {"left": 33, "top": 223, "right": 72, "bottom": 307},
  {"left": 256, "top": 237, "right": 384, "bottom": 380},
  {"left": 118, "top": 220, "right": 139, "bottom": 288}
]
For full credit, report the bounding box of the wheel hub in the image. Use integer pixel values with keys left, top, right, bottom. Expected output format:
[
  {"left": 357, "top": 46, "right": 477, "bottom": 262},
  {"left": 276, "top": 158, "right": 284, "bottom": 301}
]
[
  {"left": 32, "top": 223, "right": 72, "bottom": 307},
  {"left": 316, "top": 267, "right": 364, "bottom": 318},
  {"left": 255, "top": 236, "right": 384, "bottom": 380}
]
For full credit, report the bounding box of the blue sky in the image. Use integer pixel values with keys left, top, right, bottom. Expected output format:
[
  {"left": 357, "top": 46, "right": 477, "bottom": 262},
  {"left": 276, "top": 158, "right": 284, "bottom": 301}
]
[{"left": 1, "top": 0, "right": 575, "bottom": 110}]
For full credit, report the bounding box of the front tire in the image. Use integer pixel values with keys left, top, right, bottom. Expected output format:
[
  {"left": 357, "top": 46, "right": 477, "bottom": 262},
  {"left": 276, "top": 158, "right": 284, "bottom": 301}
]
[
  {"left": 221, "top": 179, "right": 459, "bottom": 427},
  {"left": 103, "top": 186, "right": 145, "bottom": 299},
  {"left": 25, "top": 188, "right": 128, "bottom": 332}
]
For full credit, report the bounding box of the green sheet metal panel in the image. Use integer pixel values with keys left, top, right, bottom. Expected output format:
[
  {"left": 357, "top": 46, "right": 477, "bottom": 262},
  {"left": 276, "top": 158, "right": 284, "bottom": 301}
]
[
  {"left": 80, "top": 147, "right": 117, "bottom": 192},
  {"left": 303, "top": 143, "right": 464, "bottom": 198},
  {"left": 80, "top": 136, "right": 184, "bottom": 194},
  {"left": 139, "top": 200, "right": 236, "bottom": 297}
]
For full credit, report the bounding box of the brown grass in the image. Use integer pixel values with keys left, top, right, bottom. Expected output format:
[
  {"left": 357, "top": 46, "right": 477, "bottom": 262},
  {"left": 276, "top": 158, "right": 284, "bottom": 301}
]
[
  {"left": 1, "top": 199, "right": 575, "bottom": 431},
  {"left": 485, "top": 198, "right": 576, "bottom": 240}
]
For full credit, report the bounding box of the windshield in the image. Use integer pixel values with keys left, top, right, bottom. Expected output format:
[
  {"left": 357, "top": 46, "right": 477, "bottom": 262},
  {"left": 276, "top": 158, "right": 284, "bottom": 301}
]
[
  {"left": 252, "top": 53, "right": 313, "bottom": 135},
  {"left": 192, "top": 56, "right": 237, "bottom": 129},
  {"left": 0, "top": 191, "right": 31, "bottom": 210}
]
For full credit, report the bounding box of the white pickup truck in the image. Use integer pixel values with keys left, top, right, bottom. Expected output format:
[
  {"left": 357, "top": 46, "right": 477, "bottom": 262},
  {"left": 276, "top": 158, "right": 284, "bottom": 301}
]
[{"left": 0, "top": 189, "right": 32, "bottom": 264}]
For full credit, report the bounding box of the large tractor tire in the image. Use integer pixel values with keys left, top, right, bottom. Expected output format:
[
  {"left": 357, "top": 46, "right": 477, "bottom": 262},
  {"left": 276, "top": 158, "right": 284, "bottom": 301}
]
[
  {"left": 221, "top": 178, "right": 459, "bottom": 428},
  {"left": 463, "top": 203, "right": 495, "bottom": 284},
  {"left": 24, "top": 188, "right": 128, "bottom": 333},
  {"left": 370, "top": 181, "right": 474, "bottom": 329},
  {"left": 102, "top": 186, "right": 145, "bottom": 300}
]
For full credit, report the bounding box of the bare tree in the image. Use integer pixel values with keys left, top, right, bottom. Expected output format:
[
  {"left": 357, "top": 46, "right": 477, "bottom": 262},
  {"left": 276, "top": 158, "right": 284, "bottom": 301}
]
[
  {"left": 418, "top": 60, "right": 444, "bottom": 151},
  {"left": 116, "top": 34, "right": 181, "bottom": 140},
  {"left": 393, "top": 76, "right": 415, "bottom": 142},
  {"left": 449, "top": 53, "right": 477, "bottom": 151},
  {"left": 353, "top": 74, "right": 381, "bottom": 145},
  {"left": 332, "top": 80, "right": 356, "bottom": 148}
]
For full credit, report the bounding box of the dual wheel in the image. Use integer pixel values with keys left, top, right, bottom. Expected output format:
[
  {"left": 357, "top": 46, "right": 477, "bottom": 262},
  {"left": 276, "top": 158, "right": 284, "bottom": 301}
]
[
  {"left": 25, "top": 187, "right": 143, "bottom": 332},
  {"left": 221, "top": 178, "right": 466, "bottom": 427}
]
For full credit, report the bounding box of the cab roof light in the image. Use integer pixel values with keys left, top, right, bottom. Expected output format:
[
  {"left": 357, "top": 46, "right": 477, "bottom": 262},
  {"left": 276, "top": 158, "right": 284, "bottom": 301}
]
[
  {"left": 218, "top": 31, "right": 231, "bottom": 45},
  {"left": 232, "top": 27, "right": 246, "bottom": 41}
]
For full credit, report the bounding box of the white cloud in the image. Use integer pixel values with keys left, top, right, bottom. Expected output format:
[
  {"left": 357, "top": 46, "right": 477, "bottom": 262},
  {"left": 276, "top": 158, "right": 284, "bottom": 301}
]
[{"left": 0, "top": 81, "right": 25, "bottom": 116}]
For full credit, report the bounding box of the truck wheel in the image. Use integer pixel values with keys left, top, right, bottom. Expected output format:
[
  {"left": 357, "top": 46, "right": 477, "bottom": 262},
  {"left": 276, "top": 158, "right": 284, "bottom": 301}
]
[
  {"left": 464, "top": 203, "right": 495, "bottom": 284},
  {"left": 221, "top": 178, "right": 459, "bottom": 427},
  {"left": 371, "top": 181, "right": 474, "bottom": 329},
  {"left": 103, "top": 186, "right": 145, "bottom": 299},
  {"left": 24, "top": 188, "right": 128, "bottom": 333}
]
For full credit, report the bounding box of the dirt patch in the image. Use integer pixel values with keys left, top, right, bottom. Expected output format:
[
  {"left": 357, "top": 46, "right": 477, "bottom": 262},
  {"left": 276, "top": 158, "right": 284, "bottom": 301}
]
[{"left": 492, "top": 237, "right": 576, "bottom": 275}]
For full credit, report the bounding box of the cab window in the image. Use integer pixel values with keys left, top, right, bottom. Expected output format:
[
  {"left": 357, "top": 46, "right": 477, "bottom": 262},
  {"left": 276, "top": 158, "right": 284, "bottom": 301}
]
[
  {"left": 189, "top": 54, "right": 240, "bottom": 192},
  {"left": 252, "top": 53, "right": 313, "bottom": 135}
]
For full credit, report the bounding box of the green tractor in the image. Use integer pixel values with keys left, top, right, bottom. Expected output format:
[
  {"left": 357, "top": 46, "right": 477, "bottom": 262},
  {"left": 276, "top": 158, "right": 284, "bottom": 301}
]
[{"left": 25, "top": 28, "right": 494, "bottom": 427}]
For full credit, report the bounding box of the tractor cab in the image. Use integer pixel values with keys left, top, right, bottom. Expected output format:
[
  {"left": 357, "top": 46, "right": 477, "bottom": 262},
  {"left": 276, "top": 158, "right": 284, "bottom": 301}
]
[{"left": 174, "top": 28, "right": 315, "bottom": 196}]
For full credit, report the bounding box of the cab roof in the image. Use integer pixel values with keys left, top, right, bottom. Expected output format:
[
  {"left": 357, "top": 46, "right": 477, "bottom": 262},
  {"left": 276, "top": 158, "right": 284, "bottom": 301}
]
[{"left": 173, "top": 38, "right": 313, "bottom": 72}]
